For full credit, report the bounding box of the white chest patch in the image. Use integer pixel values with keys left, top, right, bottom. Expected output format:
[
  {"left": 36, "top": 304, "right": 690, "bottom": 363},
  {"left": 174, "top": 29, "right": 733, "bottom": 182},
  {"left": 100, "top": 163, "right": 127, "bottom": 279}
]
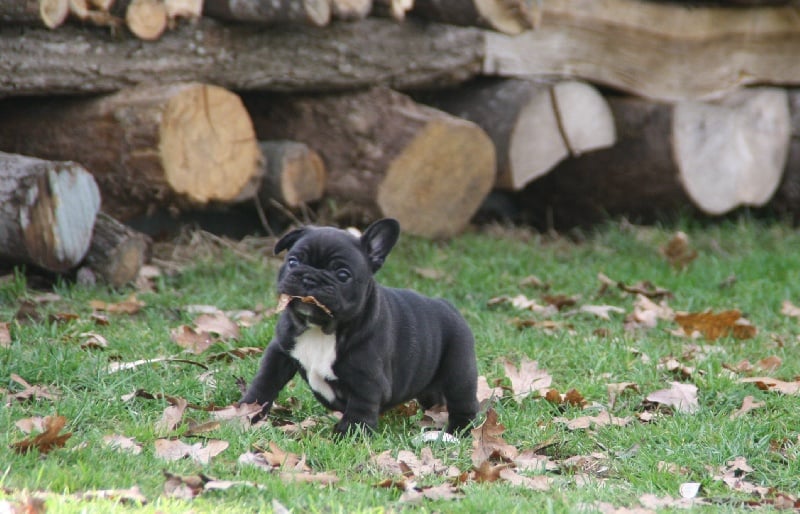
[{"left": 290, "top": 325, "right": 337, "bottom": 402}]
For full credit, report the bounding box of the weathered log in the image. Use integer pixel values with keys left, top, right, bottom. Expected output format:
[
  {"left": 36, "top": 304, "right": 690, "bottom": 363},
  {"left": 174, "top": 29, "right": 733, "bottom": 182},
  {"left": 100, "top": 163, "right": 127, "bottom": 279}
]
[
  {"left": 110, "top": 0, "right": 168, "bottom": 40},
  {"left": 164, "top": 0, "right": 203, "bottom": 21},
  {"left": 484, "top": 0, "right": 800, "bottom": 101},
  {"left": 258, "top": 141, "right": 326, "bottom": 208},
  {"left": 68, "top": 0, "right": 122, "bottom": 27},
  {"left": 0, "top": 0, "right": 69, "bottom": 28},
  {"left": 412, "top": 0, "right": 535, "bottom": 34},
  {"left": 245, "top": 87, "right": 495, "bottom": 239},
  {"left": 84, "top": 213, "right": 151, "bottom": 287},
  {"left": 423, "top": 78, "right": 614, "bottom": 190},
  {"left": 0, "top": 83, "right": 261, "bottom": 221},
  {"left": 203, "top": 0, "right": 330, "bottom": 26},
  {"left": 0, "top": 18, "right": 482, "bottom": 98},
  {"left": 519, "top": 89, "right": 790, "bottom": 227},
  {"left": 0, "top": 152, "right": 100, "bottom": 273},
  {"left": 770, "top": 90, "right": 800, "bottom": 220},
  {"left": 330, "top": 0, "right": 372, "bottom": 20},
  {"left": 372, "top": 0, "right": 414, "bottom": 20}
]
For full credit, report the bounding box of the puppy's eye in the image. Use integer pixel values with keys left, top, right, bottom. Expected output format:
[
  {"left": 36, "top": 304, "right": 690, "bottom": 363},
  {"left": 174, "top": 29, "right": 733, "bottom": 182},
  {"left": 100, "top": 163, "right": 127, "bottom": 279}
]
[
  {"left": 335, "top": 268, "right": 351, "bottom": 282},
  {"left": 286, "top": 256, "right": 300, "bottom": 268}
]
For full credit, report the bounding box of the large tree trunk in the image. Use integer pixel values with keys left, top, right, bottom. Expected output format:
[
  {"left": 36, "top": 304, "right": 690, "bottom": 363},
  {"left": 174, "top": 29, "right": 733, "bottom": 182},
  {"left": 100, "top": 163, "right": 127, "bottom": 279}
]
[
  {"left": 0, "top": 0, "right": 69, "bottom": 28},
  {"left": 519, "top": 88, "right": 790, "bottom": 227},
  {"left": 412, "top": 0, "right": 536, "bottom": 34},
  {"left": 83, "top": 213, "right": 152, "bottom": 287},
  {"left": 771, "top": 90, "right": 800, "bottom": 220},
  {"left": 423, "top": 78, "right": 615, "bottom": 190},
  {"left": 0, "top": 18, "right": 483, "bottom": 98},
  {"left": 258, "top": 141, "right": 326, "bottom": 208},
  {"left": 0, "top": 152, "right": 100, "bottom": 273},
  {"left": 483, "top": 0, "right": 800, "bottom": 102},
  {"left": 0, "top": 83, "right": 261, "bottom": 221},
  {"left": 203, "top": 0, "right": 331, "bottom": 26},
  {"left": 245, "top": 87, "right": 495, "bottom": 239}
]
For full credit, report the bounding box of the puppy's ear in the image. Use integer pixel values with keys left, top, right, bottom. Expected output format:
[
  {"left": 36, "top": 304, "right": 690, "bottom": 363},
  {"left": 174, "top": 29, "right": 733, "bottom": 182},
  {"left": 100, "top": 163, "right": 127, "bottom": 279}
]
[
  {"left": 361, "top": 218, "right": 400, "bottom": 272},
  {"left": 274, "top": 227, "right": 307, "bottom": 255}
]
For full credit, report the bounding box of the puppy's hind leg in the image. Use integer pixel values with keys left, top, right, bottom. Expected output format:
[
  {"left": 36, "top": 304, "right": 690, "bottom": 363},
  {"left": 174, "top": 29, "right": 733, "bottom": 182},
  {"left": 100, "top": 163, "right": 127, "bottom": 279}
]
[{"left": 440, "top": 353, "right": 479, "bottom": 434}]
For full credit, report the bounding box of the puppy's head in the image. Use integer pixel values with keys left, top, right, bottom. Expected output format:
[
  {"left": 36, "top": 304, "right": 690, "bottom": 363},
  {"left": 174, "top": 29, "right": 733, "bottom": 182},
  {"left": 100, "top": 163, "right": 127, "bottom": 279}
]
[{"left": 273, "top": 218, "right": 400, "bottom": 327}]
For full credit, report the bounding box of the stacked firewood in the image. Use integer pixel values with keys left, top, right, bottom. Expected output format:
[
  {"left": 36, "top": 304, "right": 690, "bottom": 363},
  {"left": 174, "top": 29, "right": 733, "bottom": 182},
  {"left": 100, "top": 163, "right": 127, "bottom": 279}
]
[{"left": 1, "top": 0, "right": 799, "bottom": 283}]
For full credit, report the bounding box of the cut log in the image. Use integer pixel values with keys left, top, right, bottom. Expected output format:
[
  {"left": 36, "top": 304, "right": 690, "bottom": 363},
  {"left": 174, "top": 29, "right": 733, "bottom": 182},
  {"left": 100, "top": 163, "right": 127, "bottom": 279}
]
[
  {"left": 372, "top": 0, "right": 414, "bottom": 20},
  {"left": 423, "top": 78, "right": 615, "bottom": 190},
  {"left": 258, "top": 141, "right": 326, "bottom": 208},
  {"left": 203, "top": 0, "right": 330, "bottom": 26},
  {"left": 412, "top": 0, "right": 536, "bottom": 34},
  {"left": 164, "top": 0, "right": 202, "bottom": 21},
  {"left": 519, "top": 88, "right": 790, "bottom": 227},
  {"left": 770, "top": 90, "right": 800, "bottom": 220},
  {"left": 84, "top": 213, "right": 152, "bottom": 287},
  {"left": 245, "top": 87, "right": 495, "bottom": 239},
  {"left": 68, "top": 0, "right": 122, "bottom": 27},
  {"left": 0, "top": 83, "right": 261, "bottom": 221},
  {"left": 0, "top": 0, "right": 69, "bottom": 28},
  {"left": 484, "top": 0, "right": 800, "bottom": 101},
  {"left": 110, "top": 0, "right": 168, "bottom": 40},
  {"left": 0, "top": 18, "right": 482, "bottom": 97},
  {"left": 0, "top": 152, "right": 100, "bottom": 273},
  {"left": 330, "top": 0, "right": 372, "bottom": 20}
]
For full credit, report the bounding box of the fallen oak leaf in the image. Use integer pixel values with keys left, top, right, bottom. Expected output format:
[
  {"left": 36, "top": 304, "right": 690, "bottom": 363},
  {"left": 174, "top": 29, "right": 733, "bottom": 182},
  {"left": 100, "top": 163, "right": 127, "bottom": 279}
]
[
  {"left": 660, "top": 231, "right": 698, "bottom": 269},
  {"left": 155, "top": 397, "right": 188, "bottom": 434},
  {"left": 89, "top": 294, "right": 145, "bottom": 314},
  {"left": 154, "top": 438, "right": 228, "bottom": 464},
  {"left": 102, "top": 434, "right": 143, "bottom": 455},
  {"left": 15, "top": 416, "right": 48, "bottom": 434},
  {"left": 730, "top": 396, "right": 766, "bottom": 420},
  {"left": 502, "top": 358, "right": 551, "bottom": 402},
  {"left": 554, "top": 411, "right": 632, "bottom": 430},
  {"left": 399, "top": 483, "right": 464, "bottom": 504},
  {"left": 193, "top": 312, "right": 240, "bottom": 340},
  {"left": 780, "top": 300, "right": 800, "bottom": 319},
  {"left": 579, "top": 304, "right": 626, "bottom": 320},
  {"left": 79, "top": 331, "right": 108, "bottom": 350},
  {"left": 475, "top": 375, "right": 505, "bottom": 404},
  {"left": 170, "top": 325, "right": 215, "bottom": 355},
  {"left": 6, "top": 374, "right": 60, "bottom": 404},
  {"left": 11, "top": 415, "right": 72, "bottom": 454},
  {"left": 644, "top": 382, "right": 699, "bottom": 413},
  {"left": 739, "top": 377, "right": 800, "bottom": 395},
  {"left": 471, "top": 407, "right": 518, "bottom": 466},
  {"left": 673, "top": 310, "right": 756, "bottom": 341},
  {"left": 607, "top": 382, "right": 639, "bottom": 410},
  {"left": 487, "top": 295, "right": 558, "bottom": 316}
]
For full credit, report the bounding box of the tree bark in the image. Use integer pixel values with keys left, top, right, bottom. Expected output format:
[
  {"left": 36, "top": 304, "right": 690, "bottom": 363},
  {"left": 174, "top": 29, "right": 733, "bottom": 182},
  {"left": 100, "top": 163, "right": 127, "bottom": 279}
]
[
  {"left": 483, "top": 0, "right": 800, "bottom": 101},
  {"left": 84, "top": 212, "right": 152, "bottom": 287},
  {"left": 0, "top": 152, "right": 100, "bottom": 273},
  {"left": 258, "top": 141, "right": 326, "bottom": 208},
  {"left": 203, "top": 0, "right": 330, "bottom": 26},
  {"left": 771, "top": 90, "right": 800, "bottom": 220},
  {"left": 519, "top": 89, "right": 790, "bottom": 227},
  {"left": 245, "top": 87, "right": 495, "bottom": 239},
  {"left": 412, "top": 0, "right": 536, "bottom": 34},
  {"left": 0, "top": 0, "right": 69, "bottom": 28},
  {"left": 423, "top": 78, "right": 615, "bottom": 190},
  {"left": 0, "top": 83, "right": 261, "bottom": 221},
  {"left": 0, "top": 18, "right": 482, "bottom": 98}
]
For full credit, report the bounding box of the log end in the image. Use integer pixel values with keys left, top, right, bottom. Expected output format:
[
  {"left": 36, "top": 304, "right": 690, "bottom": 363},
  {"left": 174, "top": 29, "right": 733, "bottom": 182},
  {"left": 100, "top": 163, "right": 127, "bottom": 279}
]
[
  {"left": 160, "top": 84, "right": 261, "bottom": 206},
  {"left": 378, "top": 118, "right": 495, "bottom": 239},
  {"left": 552, "top": 81, "right": 617, "bottom": 156},
  {"left": 41, "top": 0, "right": 70, "bottom": 28},
  {"left": 126, "top": 0, "right": 168, "bottom": 40}
]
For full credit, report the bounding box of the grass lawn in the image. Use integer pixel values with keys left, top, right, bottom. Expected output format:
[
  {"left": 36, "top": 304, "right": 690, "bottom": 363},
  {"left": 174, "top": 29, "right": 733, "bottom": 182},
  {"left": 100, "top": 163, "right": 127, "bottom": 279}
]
[{"left": 1, "top": 217, "right": 799, "bottom": 513}]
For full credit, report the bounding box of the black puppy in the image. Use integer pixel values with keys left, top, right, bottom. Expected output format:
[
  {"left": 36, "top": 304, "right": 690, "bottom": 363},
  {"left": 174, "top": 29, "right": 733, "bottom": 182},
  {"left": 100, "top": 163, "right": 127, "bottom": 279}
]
[{"left": 240, "top": 218, "right": 478, "bottom": 435}]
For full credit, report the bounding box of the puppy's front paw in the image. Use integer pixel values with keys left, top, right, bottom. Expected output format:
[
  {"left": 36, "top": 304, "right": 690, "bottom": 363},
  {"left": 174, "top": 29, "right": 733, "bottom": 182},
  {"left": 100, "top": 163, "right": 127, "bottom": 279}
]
[{"left": 333, "top": 418, "right": 375, "bottom": 438}]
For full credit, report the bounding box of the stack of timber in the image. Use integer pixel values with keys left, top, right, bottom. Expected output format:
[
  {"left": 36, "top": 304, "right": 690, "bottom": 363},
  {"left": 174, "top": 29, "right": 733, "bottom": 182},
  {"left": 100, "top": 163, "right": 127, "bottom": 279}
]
[{"left": 2, "top": 0, "right": 800, "bottom": 280}]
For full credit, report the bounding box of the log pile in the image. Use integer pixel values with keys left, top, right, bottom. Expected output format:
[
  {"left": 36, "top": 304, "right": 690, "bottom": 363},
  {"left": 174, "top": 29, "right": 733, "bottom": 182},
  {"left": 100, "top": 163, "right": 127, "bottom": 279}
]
[{"left": 1, "top": 0, "right": 800, "bottom": 279}]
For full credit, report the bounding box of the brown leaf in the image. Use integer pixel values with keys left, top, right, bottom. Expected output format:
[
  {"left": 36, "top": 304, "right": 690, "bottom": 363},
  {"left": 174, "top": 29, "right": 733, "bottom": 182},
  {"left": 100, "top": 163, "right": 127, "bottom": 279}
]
[
  {"left": 373, "top": 448, "right": 459, "bottom": 479},
  {"left": 487, "top": 295, "right": 558, "bottom": 316},
  {"left": 163, "top": 470, "right": 208, "bottom": 500},
  {"left": 413, "top": 267, "right": 449, "bottom": 281},
  {"left": 644, "top": 382, "right": 699, "bottom": 413},
  {"left": 6, "top": 374, "right": 60, "bottom": 404},
  {"left": 76, "top": 486, "right": 148, "bottom": 505},
  {"left": 102, "top": 434, "right": 143, "bottom": 455},
  {"left": 657, "top": 357, "right": 698, "bottom": 379},
  {"left": 89, "top": 294, "right": 145, "bottom": 314},
  {"left": 542, "top": 294, "right": 579, "bottom": 310},
  {"left": 674, "top": 310, "right": 756, "bottom": 341},
  {"left": 194, "top": 312, "right": 240, "bottom": 340},
  {"left": 503, "top": 358, "right": 551, "bottom": 402},
  {"left": 607, "top": 382, "right": 639, "bottom": 410},
  {"left": 155, "top": 397, "right": 188, "bottom": 434},
  {"left": 618, "top": 280, "right": 673, "bottom": 300},
  {"left": 0, "top": 321, "right": 10, "bottom": 348},
  {"left": 11, "top": 415, "right": 72, "bottom": 454},
  {"left": 660, "top": 231, "right": 698, "bottom": 269},
  {"left": 471, "top": 408, "right": 518, "bottom": 466},
  {"left": 739, "top": 377, "right": 800, "bottom": 395},
  {"left": 639, "top": 493, "right": 707, "bottom": 510},
  {"left": 420, "top": 404, "right": 449, "bottom": 429},
  {"left": 399, "top": 483, "right": 464, "bottom": 503},
  {"left": 554, "top": 411, "right": 632, "bottom": 430},
  {"left": 625, "top": 295, "right": 674, "bottom": 331},
  {"left": 729, "top": 396, "right": 766, "bottom": 420},
  {"left": 475, "top": 375, "right": 505, "bottom": 404},
  {"left": 710, "top": 457, "right": 769, "bottom": 497},
  {"left": 154, "top": 439, "right": 228, "bottom": 464},
  {"left": 757, "top": 355, "right": 782, "bottom": 373},
  {"left": 519, "top": 275, "right": 549, "bottom": 290},
  {"left": 580, "top": 304, "right": 626, "bottom": 320},
  {"left": 472, "top": 461, "right": 514, "bottom": 483},
  {"left": 781, "top": 300, "right": 800, "bottom": 318},
  {"left": 0, "top": 496, "right": 46, "bottom": 514},
  {"left": 79, "top": 331, "right": 108, "bottom": 350},
  {"left": 170, "top": 325, "right": 215, "bottom": 354},
  {"left": 15, "top": 416, "right": 47, "bottom": 434}
]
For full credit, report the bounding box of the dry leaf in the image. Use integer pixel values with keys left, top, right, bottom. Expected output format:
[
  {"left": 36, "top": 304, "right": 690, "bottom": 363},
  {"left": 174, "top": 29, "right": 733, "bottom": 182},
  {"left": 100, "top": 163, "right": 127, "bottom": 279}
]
[
  {"left": 580, "top": 304, "right": 626, "bottom": 320},
  {"left": 710, "top": 457, "right": 770, "bottom": 497},
  {"left": 11, "top": 415, "right": 72, "bottom": 454},
  {"left": 15, "top": 416, "right": 48, "bottom": 434},
  {"left": 89, "top": 294, "right": 145, "bottom": 314},
  {"left": 79, "top": 331, "right": 108, "bottom": 350},
  {"left": 487, "top": 295, "right": 558, "bottom": 316},
  {"left": 5, "top": 374, "right": 60, "bottom": 404},
  {"left": 514, "top": 449, "right": 558, "bottom": 473},
  {"left": 503, "top": 358, "right": 552, "bottom": 402},
  {"left": 170, "top": 325, "right": 215, "bottom": 354},
  {"left": 660, "top": 231, "right": 697, "bottom": 269},
  {"left": 154, "top": 438, "right": 228, "bottom": 464},
  {"left": 0, "top": 496, "right": 46, "bottom": 514},
  {"left": 674, "top": 310, "right": 756, "bottom": 341},
  {"left": 519, "top": 275, "right": 549, "bottom": 290},
  {"left": 194, "top": 312, "right": 240, "bottom": 340},
  {"left": 373, "top": 448, "right": 459, "bottom": 479},
  {"left": 757, "top": 355, "right": 782, "bottom": 372},
  {"left": 729, "top": 396, "right": 765, "bottom": 420},
  {"left": 475, "top": 375, "right": 505, "bottom": 404},
  {"left": 645, "top": 382, "right": 699, "bottom": 413},
  {"left": 77, "top": 486, "right": 148, "bottom": 505},
  {"left": 739, "top": 377, "right": 800, "bottom": 395},
  {"left": 554, "top": 411, "right": 632, "bottom": 430},
  {"left": 618, "top": 281, "right": 673, "bottom": 300},
  {"left": 420, "top": 405, "right": 450, "bottom": 429},
  {"left": 102, "top": 434, "right": 143, "bottom": 455},
  {"left": 657, "top": 357, "right": 698, "bottom": 379},
  {"left": 625, "top": 294, "right": 674, "bottom": 330},
  {"left": 471, "top": 408, "right": 518, "bottom": 466},
  {"left": 542, "top": 294, "right": 579, "bottom": 310},
  {"left": 163, "top": 470, "right": 208, "bottom": 500},
  {"left": 0, "top": 321, "right": 10, "bottom": 348},
  {"left": 155, "top": 397, "right": 188, "bottom": 434},
  {"left": 207, "top": 347, "right": 263, "bottom": 362},
  {"left": 413, "top": 267, "right": 448, "bottom": 281},
  {"left": 607, "top": 382, "right": 639, "bottom": 410},
  {"left": 781, "top": 300, "right": 800, "bottom": 319}
]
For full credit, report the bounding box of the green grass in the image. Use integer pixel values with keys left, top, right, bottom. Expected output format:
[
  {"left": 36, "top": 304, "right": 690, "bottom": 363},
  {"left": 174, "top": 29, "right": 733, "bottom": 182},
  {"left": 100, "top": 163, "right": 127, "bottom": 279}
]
[{"left": 1, "top": 217, "right": 800, "bottom": 512}]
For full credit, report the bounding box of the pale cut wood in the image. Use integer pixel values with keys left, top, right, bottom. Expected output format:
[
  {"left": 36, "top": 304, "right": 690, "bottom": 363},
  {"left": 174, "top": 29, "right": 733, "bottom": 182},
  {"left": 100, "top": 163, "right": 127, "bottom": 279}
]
[
  {"left": 424, "top": 78, "right": 614, "bottom": 190},
  {"left": 0, "top": 19, "right": 482, "bottom": 97},
  {"left": 68, "top": 0, "right": 122, "bottom": 27},
  {"left": 0, "top": 83, "right": 261, "bottom": 221},
  {"left": 203, "top": 0, "right": 330, "bottom": 26},
  {"left": 0, "top": 152, "right": 100, "bottom": 272},
  {"left": 484, "top": 0, "right": 800, "bottom": 101},
  {"left": 245, "top": 87, "right": 495, "bottom": 239},
  {"left": 330, "top": 0, "right": 372, "bottom": 20},
  {"left": 412, "top": 0, "right": 536, "bottom": 34},
  {"left": 164, "top": 0, "right": 202, "bottom": 20},
  {"left": 258, "top": 141, "right": 326, "bottom": 208},
  {"left": 372, "top": 0, "right": 413, "bottom": 19},
  {"left": 674, "top": 88, "right": 790, "bottom": 215},
  {"left": 118, "top": 0, "right": 168, "bottom": 40},
  {"left": 0, "top": 0, "right": 69, "bottom": 28},
  {"left": 84, "top": 213, "right": 152, "bottom": 287}
]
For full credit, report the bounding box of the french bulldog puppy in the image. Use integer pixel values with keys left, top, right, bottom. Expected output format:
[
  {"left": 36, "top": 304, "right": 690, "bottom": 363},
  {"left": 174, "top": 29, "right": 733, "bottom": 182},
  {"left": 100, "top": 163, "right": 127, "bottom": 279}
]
[{"left": 240, "top": 218, "right": 478, "bottom": 435}]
